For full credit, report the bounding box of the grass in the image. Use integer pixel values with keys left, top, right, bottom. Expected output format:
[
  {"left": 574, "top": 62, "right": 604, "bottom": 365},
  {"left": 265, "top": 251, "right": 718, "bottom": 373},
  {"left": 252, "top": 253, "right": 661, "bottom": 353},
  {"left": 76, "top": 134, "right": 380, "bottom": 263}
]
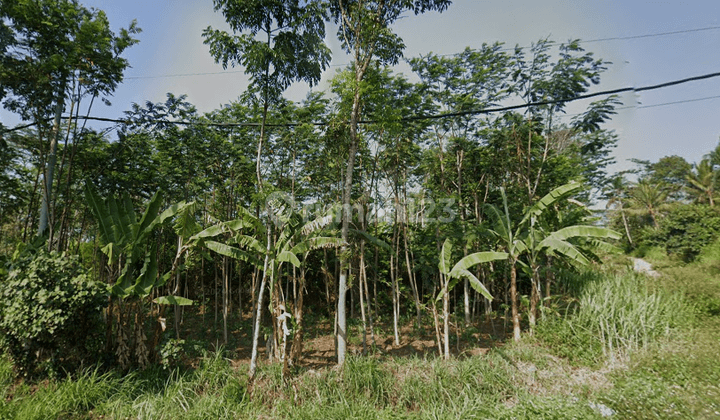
[
  {"left": 0, "top": 259, "right": 718, "bottom": 418},
  {"left": 537, "top": 268, "right": 695, "bottom": 366}
]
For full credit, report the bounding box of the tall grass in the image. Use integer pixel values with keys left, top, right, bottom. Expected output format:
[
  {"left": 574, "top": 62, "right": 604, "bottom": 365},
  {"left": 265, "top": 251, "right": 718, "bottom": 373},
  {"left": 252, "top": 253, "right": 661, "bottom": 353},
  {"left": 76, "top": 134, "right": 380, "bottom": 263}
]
[
  {"left": 0, "top": 263, "right": 713, "bottom": 418},
  {"left": 569, "top": 272, "right": 694, "bottom": 360},
  {"left": 8, "top": 367, "right": 118, "bottom": 419}
]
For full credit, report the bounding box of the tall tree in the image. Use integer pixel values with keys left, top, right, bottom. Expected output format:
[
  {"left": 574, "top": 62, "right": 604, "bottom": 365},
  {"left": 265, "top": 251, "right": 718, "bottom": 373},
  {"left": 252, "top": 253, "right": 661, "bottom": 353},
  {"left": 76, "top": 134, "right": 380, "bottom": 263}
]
[
  {"left": 626, "top": 179, "right": 668, "bottom": 229},
  {"left": 203, "top": 0, "right": 331, "bottom": 190},
  {"left": 327, "top": 0, "right": 452, "bottom": 367},
  {"left": 686, "top": 158, "right": 717, "bottom": 207},
  {"left": 0, "top": 0, "right": 139, "bottom": 241}
]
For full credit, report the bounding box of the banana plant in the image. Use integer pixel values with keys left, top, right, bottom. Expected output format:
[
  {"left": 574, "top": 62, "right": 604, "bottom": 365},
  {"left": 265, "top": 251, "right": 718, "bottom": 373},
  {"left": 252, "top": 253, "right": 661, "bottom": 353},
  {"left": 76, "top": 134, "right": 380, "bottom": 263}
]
[
  {"left": 202, "top": 202, "right": 344, "bottom": 379},
  {"left": 84, "top": 182, "right": 195, "bottom": 301},
  {"left": 436, "top": 238, "right": 507, "bottom": 359},
  {"left": 484, "top": 181, "right": 620, "bottom": 341},
  {"left": 522, "top": 204, "right": 621, "bottom": 327},
  {"left": 85, "top": 182, "right": 205, "bottom": 368}
]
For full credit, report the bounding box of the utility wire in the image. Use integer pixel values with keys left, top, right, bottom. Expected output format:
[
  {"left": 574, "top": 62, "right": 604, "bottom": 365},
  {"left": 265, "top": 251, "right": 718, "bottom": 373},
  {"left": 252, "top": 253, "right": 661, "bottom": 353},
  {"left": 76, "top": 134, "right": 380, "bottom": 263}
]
[
  {"left": 125, "top": 70, "right": 246, "bottom": 80},
  {"left": 3, "top": 70, "right": 720, "bottom": 134},
  {"left": 555, "top": 94, "right": 720, "bottom": 120},
  {"left": 636, "top": 94, "right": 720, "bottom": 109},
  {"left": 122, "top": 25, "right": 720, "bottom": 78}
]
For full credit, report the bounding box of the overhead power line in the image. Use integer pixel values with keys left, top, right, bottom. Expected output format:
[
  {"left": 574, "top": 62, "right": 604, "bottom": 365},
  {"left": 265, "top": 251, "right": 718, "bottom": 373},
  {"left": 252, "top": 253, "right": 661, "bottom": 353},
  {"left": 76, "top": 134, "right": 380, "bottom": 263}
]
[
  {"left": 122, "top": 25, "right": 720, "bottom": 78},
  {"left": 636, "top": 95, "right": 720, "bottom": 109},
  {"left": 2, "top": 70, "right": 720, "bottom": 134},
  {"left": 579, "top": 25, "right": 720, "bottom": 44},
  {"left": 125, "top": 69, "right": 246, "bottom": 80}
]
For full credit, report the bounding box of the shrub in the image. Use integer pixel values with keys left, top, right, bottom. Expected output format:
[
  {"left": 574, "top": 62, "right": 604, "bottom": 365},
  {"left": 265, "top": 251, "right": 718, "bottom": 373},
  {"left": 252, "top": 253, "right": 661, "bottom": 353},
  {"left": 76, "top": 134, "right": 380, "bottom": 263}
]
[
  {"left": 0, "top": 249, "right": 106, "bottom": 377},
  {"left": 649, "top": 204, "right": 720, "bottom": 262}
]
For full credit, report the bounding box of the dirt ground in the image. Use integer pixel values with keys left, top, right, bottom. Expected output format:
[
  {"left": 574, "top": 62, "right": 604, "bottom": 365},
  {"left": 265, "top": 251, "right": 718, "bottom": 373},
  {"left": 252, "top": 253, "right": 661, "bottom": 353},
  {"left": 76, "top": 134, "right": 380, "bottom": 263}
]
[{"left": 176, "top": 305, "right": 512, "bottom": 370}]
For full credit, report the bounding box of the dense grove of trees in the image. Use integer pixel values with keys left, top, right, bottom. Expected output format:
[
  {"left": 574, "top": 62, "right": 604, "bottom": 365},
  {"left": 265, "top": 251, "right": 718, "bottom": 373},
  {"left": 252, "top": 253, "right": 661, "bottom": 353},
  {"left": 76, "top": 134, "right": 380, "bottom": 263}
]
[
  {"left": 0, "top": 0, "right": 669, "bottom": 380},
  {"left": 607, "top": 145, "right": 720, "bottom": 261}
]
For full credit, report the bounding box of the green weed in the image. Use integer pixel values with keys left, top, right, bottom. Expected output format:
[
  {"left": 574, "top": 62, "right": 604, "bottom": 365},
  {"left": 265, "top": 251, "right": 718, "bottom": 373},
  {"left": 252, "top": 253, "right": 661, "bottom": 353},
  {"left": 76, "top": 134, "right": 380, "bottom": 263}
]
[{"left": 568, "top": 272, "right": 693, "bottom": 360}]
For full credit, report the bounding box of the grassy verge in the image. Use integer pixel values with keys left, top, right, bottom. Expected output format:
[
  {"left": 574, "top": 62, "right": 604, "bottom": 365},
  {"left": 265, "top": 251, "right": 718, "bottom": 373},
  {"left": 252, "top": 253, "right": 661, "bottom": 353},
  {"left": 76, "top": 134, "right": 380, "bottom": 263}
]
[{"left": 0, "top": 261, "right": 717, "bottom": 419}]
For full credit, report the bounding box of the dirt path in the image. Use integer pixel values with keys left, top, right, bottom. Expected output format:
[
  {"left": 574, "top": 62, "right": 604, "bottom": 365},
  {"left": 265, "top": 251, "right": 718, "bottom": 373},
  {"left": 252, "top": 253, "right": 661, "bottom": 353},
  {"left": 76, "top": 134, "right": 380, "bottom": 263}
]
[{"left": 631, "top": 257, "right": 661, "bottom": 277}]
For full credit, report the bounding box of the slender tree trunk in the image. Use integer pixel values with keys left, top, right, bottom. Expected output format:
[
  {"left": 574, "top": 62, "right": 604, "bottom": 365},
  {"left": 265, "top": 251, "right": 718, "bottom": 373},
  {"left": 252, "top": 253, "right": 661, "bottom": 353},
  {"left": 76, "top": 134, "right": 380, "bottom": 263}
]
[
  {"left": 38, "top": 84, "right": 65, "bottom": 238},
  {"left": 338, "top": 137, "right": 357, "bottom": 366},
  {"left": 510, "top": 259, "right": 521, "bottom": 342},
  {"left": 358, "top": 241, "right": 368, "bottom": 354},
  {"left": 238, "top": 262, "right": 243, "bottom": 318},
  {"left": 23, "top": 169, "right": 41, "bottom": 241},
  {"left": 544, "top": 257, "right": 554, "bottom": 301},
  {"left": 431, "top": 289, "right": 442, "bottom": 357},
  {"left": 337, "top": 38, "right": 373, "bottom": 364},
  {"left": 649, "top": 207, "right": 659, "bottom": 229},
  {"left": 402, "top": 189, "right": 422, "bottom": 328},
  {"left": 249, "top": 228, "right": 272, "bottom": 379},
  {"left": 390, "top": 221, "right": 400, "bottom": 346},
  {"left": 289, "top": 265, "right": 307, "bottom": 365},
  {"left": 174, "top": 236, "right": 183, "bottom": 339},
  {"left": 442, "top": 272, "right": 450, "bottom": 360},
  {"left": 619, "top": 206, "right": 633, "bottom": 245},
  {"left": 529, "top": 265, "right": 539, "bottom": 329},
  {"left": 362, "top": 250, "right": 376, "bottom": 346},
  {"left": 223, "top": 256, "right": 229, "bottom": 344},
  {"left": 214, "top": 260, "right": 219, "bottom": 330}
]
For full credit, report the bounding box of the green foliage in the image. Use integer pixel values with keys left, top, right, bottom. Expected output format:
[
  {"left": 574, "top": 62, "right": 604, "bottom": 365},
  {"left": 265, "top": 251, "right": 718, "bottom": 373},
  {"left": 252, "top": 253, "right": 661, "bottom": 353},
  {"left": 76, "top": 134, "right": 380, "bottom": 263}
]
[
  {"left": 640, "top": 155, "right": 692, "bottom": 201},
  {"left": 0, "top": 0, "right": 140, "bottom": 121},
  {"left": 663, "top": 263, "right": 720, "bottom": 317},
  {"left": 158, "top": 339, "right": 205, "bottom": 371},
  {"left": 85, "top": 182, "right": 196, "bottom": 298},
  {"left": 437, "top": 238, "right": 505, "bottom": 301},
  {"left": 649, "top": 203, "right": 720, "bottom": 262},
  {"left": 604, "top": 322, "right": 720, "bottom": 419},
  {"left": 566, "top": 272, "right": 694, "bottom": 359},
  {"left": 535, "top": 317, "right": 604, "bottom": 366},
  {"left": 0, "top": 249, "right": 106, "bottom": 377},
  {"left": 203, "top": 0, "right": 331, "bottom": 101},
  {"left": 154, "top": 296, "right": 194, "bottom": 306}
]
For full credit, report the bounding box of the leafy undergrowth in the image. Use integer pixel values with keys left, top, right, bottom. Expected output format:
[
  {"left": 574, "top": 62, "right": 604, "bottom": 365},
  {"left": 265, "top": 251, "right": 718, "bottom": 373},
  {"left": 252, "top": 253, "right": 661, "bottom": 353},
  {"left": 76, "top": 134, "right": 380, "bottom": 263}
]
[
  {"left": 603, "top": 320, "right": 720, "bottom": 419},
  {"left": 0, "top": 263, "right": 718, "bottom": 419}
]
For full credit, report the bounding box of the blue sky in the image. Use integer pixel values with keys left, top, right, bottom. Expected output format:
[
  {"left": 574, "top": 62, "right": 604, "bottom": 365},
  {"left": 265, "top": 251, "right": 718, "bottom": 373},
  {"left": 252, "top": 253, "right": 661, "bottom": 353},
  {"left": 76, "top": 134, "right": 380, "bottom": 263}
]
[{"left": 7, "top": 1, "right": 720, "bottom": 174}]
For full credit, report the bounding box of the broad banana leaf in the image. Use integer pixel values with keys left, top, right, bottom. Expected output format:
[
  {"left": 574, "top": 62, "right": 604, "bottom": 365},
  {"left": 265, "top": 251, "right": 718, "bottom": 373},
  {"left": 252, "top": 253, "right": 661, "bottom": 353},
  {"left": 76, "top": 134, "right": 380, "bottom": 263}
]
[
  {"left": 277, "top": 250, "right": 301, "bottom": 268},
  {"left": 101, "top": 242, "right": 117, "bottom": 264},
  {"left": 437, "top": 268, "right": 493, "bottom": 302},
  {"left": 546, "top": 225, "right": 621, "bottom": 242},
  {"left": 450, "top": 251, "right": 508, "bottom": 274},
  {"left": 584, "top": 238, "right": 622, "bottom": 254},
  {"left": 521, "top": 182, "right": 583, "bottom": 226},
  {"left": 302, "top": 214, "right": 336, "bottom": 236},
  {"left": 224, "top": 218, "right": 257, "bottom": 232},
  {"left": 132, "top": 247, "right": 159, "bottom": 297},
  {"left": 109, "top": 196, "right": 130, "bottom": 244},
  {"left": 539, "top": 237, "right": 590, "bottom": 266},
  {"left": 350, "top": 228, "right": 390, "bottom": 250},
  {"left": 438, "top": 239, "right": 453, "bottom": 275},
  {"left": 191, "top": 222, "right": 231, "bottom": 241},
  {"left": 233, "top": 234, "right": 265, "bottom": 255},
  {"left": 122, "top": 193, "right": 137, "bottom": 226},
  {"left": 84, "top": 182, "right": 115, "bottom": 245},
  {"left": 205, "top": 240, "right": 257, "bottom": 264},
  {"left": 154, "top": 296, "right": 193, "bottom": 306},
  {"left": 483, "top": 203, "right": 510, "bottom": 242},
  {"left": 173, "top": 201, "right": 200, "bottom": 239},
  {"left": 136, "top": 189, "right": 163, "bottom": 239},
  {"left": 453, "top": 268, "right": 493, "bottom": 301},
  {"left": 291, "top": 237, "right": 345, "bottom": 255}
]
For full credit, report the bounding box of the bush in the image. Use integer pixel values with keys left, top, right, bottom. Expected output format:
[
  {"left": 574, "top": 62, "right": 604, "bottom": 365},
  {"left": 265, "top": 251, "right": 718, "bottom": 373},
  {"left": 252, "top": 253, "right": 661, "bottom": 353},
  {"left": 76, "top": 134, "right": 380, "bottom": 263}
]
[
  {"left": 0, "top": 249, "right": 106, "bottom": 377},
  {"left": 649, "top": 204, "right": 720, "bottom": 262}
]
